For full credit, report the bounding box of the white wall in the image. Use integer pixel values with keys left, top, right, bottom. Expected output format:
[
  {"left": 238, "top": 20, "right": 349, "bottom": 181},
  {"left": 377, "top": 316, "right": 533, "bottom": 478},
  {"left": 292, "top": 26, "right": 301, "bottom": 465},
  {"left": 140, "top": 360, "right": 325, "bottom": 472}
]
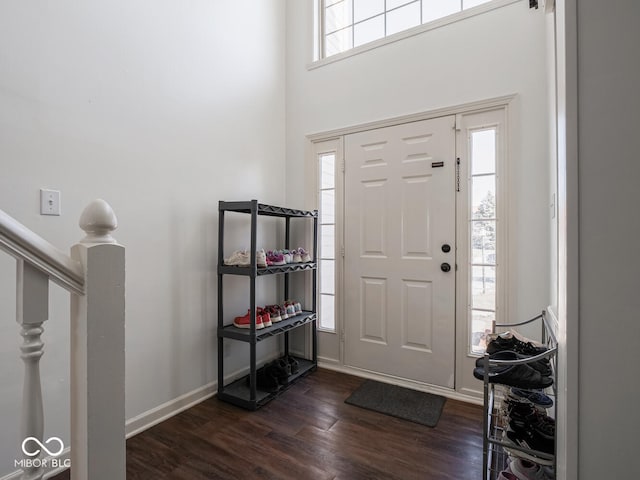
[
  {"left": 575, "top": 1, "right": 640, "bottom": 478},
  {"left": 0, "top": 0, "right": 285, "bottom": 474},
  {"left": 286, "top": 0, "right": 551, "bottom": 393}
]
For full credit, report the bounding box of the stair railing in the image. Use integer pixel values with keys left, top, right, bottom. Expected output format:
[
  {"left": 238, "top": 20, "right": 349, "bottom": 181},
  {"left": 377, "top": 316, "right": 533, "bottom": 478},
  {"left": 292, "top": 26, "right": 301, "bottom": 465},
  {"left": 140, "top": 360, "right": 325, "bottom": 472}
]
[{"left": 0, "top": 199, "right": 125, "bottom": 480}]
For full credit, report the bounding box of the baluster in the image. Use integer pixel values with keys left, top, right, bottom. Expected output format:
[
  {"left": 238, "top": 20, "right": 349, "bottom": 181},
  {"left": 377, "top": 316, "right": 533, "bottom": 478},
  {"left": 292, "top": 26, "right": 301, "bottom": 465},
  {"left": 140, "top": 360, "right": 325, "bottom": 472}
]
[{"left": 17, "top": 260, "right": 48, "bottom": 480}]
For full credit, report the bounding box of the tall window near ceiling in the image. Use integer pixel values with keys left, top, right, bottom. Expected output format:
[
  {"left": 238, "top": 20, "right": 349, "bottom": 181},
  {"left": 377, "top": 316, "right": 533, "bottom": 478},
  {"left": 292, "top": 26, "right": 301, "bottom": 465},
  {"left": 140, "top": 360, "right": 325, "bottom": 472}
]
[{"left": 320, "top": 0, "right": 497, "bottom": 58}]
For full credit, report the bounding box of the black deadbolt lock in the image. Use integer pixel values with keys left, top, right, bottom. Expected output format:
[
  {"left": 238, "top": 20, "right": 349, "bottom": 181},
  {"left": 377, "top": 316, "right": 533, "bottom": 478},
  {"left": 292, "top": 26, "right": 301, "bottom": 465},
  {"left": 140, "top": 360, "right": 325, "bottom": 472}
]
[
  {"left": 441, "top": 263, "right": 451, "bottom": 272},
  {"left": 442, "top": 244, "right": 451, "bottom": 253}
]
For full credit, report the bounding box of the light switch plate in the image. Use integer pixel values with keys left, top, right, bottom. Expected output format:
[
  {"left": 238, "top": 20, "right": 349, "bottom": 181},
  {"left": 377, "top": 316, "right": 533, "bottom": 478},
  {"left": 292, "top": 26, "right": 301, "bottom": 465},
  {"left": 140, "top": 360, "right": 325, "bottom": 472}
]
[{"left": 40, "top": 189, "right": 61, "bottom": 216}]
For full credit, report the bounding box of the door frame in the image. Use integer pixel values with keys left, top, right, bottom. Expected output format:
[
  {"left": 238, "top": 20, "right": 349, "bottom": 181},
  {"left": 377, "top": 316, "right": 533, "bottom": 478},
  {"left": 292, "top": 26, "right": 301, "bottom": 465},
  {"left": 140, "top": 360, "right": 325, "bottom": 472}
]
[{"left": 306, "top": 94, "right": 516, "bottom": 401}]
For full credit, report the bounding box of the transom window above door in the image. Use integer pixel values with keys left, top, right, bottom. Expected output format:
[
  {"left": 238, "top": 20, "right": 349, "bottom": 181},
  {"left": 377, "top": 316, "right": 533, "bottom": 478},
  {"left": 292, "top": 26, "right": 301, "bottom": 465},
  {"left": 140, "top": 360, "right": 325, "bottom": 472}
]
[{"left": 318, "top": 0, "right": 505, "bottom": 59}]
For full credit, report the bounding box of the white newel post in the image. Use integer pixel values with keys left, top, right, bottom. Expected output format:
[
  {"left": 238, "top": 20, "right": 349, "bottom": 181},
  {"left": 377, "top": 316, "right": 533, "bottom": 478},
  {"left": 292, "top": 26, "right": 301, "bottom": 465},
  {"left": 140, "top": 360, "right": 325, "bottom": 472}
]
[
  {"left": 70, "top": 199, "right": 125, "bottom": 480},
  {"left": 17, "top": 260, "right": 48, "bottom": 480}
]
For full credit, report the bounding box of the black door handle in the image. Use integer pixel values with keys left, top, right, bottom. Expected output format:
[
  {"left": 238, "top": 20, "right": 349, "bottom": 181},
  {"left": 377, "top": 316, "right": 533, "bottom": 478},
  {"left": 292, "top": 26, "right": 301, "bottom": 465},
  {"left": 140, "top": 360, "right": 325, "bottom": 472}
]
[
  {"left": 442, "top": 244, "right": 451, "bottom": 253},
  {"left": 441, "top": 263, "right": 451, "bottom": 273}
]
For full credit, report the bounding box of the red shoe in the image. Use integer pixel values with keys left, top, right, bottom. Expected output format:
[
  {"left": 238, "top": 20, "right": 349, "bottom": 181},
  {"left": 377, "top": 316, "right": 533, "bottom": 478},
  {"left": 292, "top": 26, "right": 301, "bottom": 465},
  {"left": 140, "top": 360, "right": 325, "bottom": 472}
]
[
  {"left": 233, "top": 310, "right": 264, "bottom": 329},
  {"left": 257, "top": 307, "right": 272, "bottom": 327},
  {"left": 265, "top": 305, "right": 282, "bottom": 322}
]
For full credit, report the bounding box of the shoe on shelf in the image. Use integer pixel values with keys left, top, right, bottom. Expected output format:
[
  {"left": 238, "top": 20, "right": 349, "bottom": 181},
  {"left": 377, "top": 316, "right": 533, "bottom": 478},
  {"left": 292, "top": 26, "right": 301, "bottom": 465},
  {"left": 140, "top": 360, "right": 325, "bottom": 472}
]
[
  {"left": 256, "top": 249, "right": 268, "bottom": 268},
  {"left": 233, "top": 310, "right": 264, "bottom": 329},
  {"left": 257, "top": 307, "right": 272, "bottom": 327},
  {"left": 476, "top": 350, "right": 552, "bottom": 377},
  {"left": 505, "top": 417, "right": 555, "bottom": 456},
  {"left": 276, "top": 304, "right": 289, "bottom": 321},
  {"left": 265, "top": 305, "right": 282, "bottom": 323},
  {"left": 286, "top": 300, "right": 302, "bottom": 315},
  {"left": 486, "top": 333, "right": 548, "bottom": 357},
  {"left": 509, "top": 387, "right": 554, "bottom": 409},
  {"left": 502, "top": 431, "right": 555, "bottom": 466},
  {"left": 284, "top": 302, "right": 296, "bottom": 318},
  {"left": 269, "top": 359, "right": 290, "bottom": 385},
  {"left": 497, "top": 471, "right": 519, "bottom": 480},
  {"left": 503, "top": 397, "right": 538, "bottom": 421},
  {"left": 252, "top": 365, "right": 279, "bottom": 392},
  {"left": 473, "top": 351, "right": 553, "bottom": 389},
  {"left": 504, "top": 400, "right": 556, "bottom": 445},
  {"left": 276, "top": 358, "right": 291, "bottom": 376},
  {"left": 509, "top": 458, "right": 553, "bottom": 480},
  {"left": 506, "top": 400, "right": 555, "bottom": 431},
  {"left": 297, "top": 247, "right": 312, "bottom": 263},
  {"left": 292, "top": 249, "right": 303, "bottom": 263},
  {"left": 266, "top": 250, "right": 286, "bottom": 266},
  {"left": 282, "top": 249, "right": 293, "bottom": 264},
  {"left": 285, "top": 355, "right": 299, "bottom": 374},
  {"left": 224, "top": 250, "right": 250, "bottom": 266}
]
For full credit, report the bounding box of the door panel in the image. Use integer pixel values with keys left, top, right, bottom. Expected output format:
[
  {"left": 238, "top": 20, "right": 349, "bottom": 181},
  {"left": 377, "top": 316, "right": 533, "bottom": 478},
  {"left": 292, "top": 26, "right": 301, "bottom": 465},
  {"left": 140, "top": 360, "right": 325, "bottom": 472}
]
[
  {"left": 360, "top": 277, "right": 387, "bottom": 343},
  {"left": 344, "top": 116, "right": 456, "bottom": 388},
  {"left": 401, "top": 279, "right": 433, "bottom": 351}
]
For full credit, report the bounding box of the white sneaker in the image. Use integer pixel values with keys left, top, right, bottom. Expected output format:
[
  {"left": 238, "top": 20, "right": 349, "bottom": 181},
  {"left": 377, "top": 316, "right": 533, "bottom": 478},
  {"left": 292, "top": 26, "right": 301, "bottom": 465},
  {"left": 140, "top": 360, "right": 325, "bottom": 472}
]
[
  {"left": 282, "top": 249, "right": 293, "bottom": 263},
  {"left": 224, "top": 250, "right": 250, "bottom": 266},
  {"left": 298, "top": 247, "right": 312, "bottom": 263},
  {"left": 510, "top": 458, "right": 553, "bottom": 479},
  {"left": 256, "top": 249, "right": 267, "bottom": 268}
]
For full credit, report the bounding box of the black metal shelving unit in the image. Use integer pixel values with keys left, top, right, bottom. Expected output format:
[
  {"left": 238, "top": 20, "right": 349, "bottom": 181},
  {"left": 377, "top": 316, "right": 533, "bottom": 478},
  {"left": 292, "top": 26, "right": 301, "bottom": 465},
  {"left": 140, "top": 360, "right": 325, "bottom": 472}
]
[{"left": 217, "top": 200, "right": 318, "bottom": 410}]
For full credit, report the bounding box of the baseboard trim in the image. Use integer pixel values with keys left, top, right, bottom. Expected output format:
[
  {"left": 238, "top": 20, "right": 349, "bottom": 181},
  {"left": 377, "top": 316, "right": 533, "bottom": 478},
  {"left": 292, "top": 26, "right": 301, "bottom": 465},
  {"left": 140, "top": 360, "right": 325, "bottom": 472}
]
[
  {"left": 317, "top": 356, "right": 340, "bottom": 367},
  {"left": 125, "top": 381, "right": 217, "bottom": 438},
  {"left": 318, "top": 361, "right": 483, "bottom": 406}
]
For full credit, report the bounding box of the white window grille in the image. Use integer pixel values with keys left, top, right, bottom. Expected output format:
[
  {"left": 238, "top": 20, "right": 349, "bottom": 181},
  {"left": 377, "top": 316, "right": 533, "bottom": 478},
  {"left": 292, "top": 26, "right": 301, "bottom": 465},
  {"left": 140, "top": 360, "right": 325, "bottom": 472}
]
[{"left": 320, "top": 0, "right": 495, "bottom": 58}]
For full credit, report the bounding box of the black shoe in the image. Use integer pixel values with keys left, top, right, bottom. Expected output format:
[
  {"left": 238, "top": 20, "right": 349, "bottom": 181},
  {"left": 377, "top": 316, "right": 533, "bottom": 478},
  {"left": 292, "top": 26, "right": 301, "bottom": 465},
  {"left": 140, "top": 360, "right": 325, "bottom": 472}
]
[
  {"left": 250, "top": 366, "right": 280, "bottom": 392},
  {"left": 508, "top": 408, "right": 555, "bottom": 430},
  {"left": 473, "top": 351, "right": 553, "bottom": 389},
  {"left": 487, "top": 335, "right": 548, "bottom": 357},
  {"left": 476, "top": 350, "right": 552, "bottom": 376},
  {"left": 269, "top": 359, "right": 290, "bottom": 385},
  {"left": 285, "top": 355, "right": 299, "bottom": 374},
  {"left": 506, "top": 418, "right": 555, "bottom": 455}
]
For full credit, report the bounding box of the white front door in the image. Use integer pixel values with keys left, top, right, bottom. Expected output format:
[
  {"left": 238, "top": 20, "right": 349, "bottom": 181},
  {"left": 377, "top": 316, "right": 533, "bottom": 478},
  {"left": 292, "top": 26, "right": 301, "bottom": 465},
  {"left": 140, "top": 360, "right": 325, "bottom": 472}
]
[{"left": 343, "top": 116, "right": 456, "bottom": 388}]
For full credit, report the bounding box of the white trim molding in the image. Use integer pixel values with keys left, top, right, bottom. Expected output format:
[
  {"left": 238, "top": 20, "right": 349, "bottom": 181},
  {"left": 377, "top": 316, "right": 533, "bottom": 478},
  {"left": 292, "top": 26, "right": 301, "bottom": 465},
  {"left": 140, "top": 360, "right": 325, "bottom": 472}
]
[
  {"left": 125, "top": 382, "right": 217, "bottom": 439},
  {"left": 307, "top": 94, "right": 517, "bottom": 143}
]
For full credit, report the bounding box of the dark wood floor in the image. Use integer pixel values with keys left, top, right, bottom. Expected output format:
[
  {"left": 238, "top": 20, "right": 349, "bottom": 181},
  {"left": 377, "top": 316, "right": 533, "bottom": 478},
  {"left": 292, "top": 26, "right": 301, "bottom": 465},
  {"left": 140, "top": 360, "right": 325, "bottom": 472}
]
[{"left": 51, "top": 369, "right": 484, "bottom": 479}]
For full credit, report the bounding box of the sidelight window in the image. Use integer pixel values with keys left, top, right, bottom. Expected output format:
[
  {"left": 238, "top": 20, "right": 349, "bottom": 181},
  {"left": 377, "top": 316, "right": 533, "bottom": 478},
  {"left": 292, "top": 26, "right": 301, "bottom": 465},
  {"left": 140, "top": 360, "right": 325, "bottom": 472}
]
[
  {"left": 318, "top": 152, "right": 338, "bottom": 331},
  {"left": 469, "top": 128, "right": 498, "bottom": 354}
]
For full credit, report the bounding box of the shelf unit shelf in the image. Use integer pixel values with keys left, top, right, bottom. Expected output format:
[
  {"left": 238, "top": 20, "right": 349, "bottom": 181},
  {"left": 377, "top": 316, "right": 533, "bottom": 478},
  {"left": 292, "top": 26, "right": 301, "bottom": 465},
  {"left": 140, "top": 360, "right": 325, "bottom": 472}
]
[
  {"left": 219, "top": 201, "right": 317, "bottom": 218},
  {"left": 216, "top": 199, "right": 318, "bottom": 411},
  {"left": 217, "top": 357, "right": 316, "bottom": 410},
  {"left": 218, "top": 262, "right": 317, "bottom": 276},
  {"left": 219, "top": 311, "right": 317, "bottom": 342}
]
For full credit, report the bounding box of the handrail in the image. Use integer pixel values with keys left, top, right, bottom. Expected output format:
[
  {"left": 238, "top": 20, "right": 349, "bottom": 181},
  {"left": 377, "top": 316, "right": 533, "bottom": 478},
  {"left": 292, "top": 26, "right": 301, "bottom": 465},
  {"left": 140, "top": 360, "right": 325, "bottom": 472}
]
[{"left": 0, "top": 209, "right": 84, "bottom": 295}]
